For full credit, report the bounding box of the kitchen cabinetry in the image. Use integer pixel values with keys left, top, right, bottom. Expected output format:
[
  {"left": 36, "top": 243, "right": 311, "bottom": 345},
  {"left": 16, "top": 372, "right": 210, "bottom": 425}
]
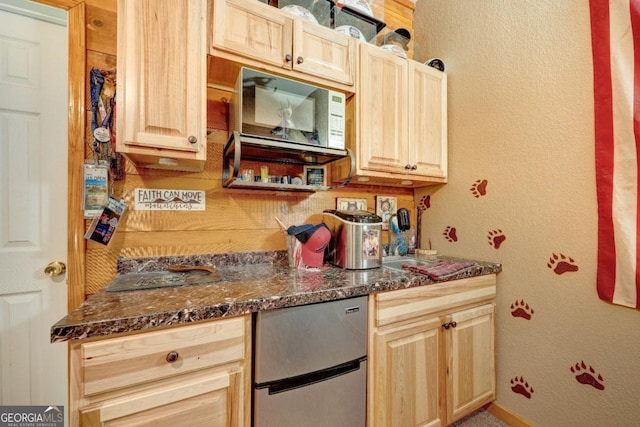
[
  {"left": 209, "top": 0, "right": 356, "bottom": 91},
  {"left": 368, "top": 274, "right": 496, "bottom": 426},
  {"left": 69, "top": 316, "right": 250, "bottom": 427},
  {"left": 116, "top": 0, "right": 207, "bottom": 171},
  {"left": 446, "top": 303, "right": 495, "bottom": 422},
  {"left": 337, "top": 42, "right": 447, "bottom": 187}
]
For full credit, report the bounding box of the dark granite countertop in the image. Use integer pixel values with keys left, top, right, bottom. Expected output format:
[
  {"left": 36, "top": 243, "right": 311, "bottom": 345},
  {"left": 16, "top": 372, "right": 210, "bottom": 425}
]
[{"left": 50, "top": 251, "right": 501, "bottom": 343}]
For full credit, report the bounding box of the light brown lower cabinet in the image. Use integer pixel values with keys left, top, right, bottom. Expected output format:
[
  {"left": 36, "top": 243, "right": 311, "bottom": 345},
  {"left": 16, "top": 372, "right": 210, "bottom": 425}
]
[
  {"left": 69, "top": 315, "right": 251, "bottom": 427},
  {"left": 368, "top": 274, "right": 496, "bottom": 427},
  {"left": 67, "top": 276, "right": 494, "bottom": 427}
]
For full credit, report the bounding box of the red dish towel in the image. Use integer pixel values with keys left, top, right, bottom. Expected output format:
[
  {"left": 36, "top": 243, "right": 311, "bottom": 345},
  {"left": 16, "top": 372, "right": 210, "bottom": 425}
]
[{"left": 403, "top": 260, "right": 477, "bottom": 280}]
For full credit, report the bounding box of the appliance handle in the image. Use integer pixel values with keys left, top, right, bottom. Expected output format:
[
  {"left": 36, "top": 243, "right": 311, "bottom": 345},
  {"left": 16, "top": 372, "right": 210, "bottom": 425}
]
[
  {"left": 328, "top": 147, "right": 355, "bottom": 189},
  {"left": 255, "top": 356, "right": 366, "bottom": 395}
]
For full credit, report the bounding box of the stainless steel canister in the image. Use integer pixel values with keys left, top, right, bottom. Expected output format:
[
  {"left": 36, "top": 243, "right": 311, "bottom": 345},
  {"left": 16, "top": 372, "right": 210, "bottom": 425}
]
[{"left": 322, "top": 210, "right": 383, "bottom": 269}]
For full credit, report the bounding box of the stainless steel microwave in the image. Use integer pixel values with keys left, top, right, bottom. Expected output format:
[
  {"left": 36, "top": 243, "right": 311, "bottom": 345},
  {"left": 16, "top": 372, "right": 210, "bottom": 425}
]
[{"left": 230, "top": 68, "right": 346, "bottom": 150}]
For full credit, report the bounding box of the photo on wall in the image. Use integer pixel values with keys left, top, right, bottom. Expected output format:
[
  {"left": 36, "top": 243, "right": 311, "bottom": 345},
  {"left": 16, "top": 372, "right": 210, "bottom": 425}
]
[
  {"left": 336, "top": 197, "right": 368, "bottom": 211},
  {"left": 375, "top": 196, "right": 397, "bottom": 230}
]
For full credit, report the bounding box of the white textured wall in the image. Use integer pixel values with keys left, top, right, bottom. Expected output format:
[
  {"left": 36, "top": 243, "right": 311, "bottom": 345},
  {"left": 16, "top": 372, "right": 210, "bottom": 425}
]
[{"left": 413, "top": 1, "right": 640, "bottom": 426}]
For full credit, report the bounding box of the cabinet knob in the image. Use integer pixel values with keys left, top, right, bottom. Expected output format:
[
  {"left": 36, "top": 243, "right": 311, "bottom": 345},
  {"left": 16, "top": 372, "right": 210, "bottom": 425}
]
[
  {"left": 188, "top": 136, "right": 197, "bottom": 144},
  {"left": 297, "top": 56, "right": 304, "bottom": 64},
  {"left": 442, "top": 321, "right": 457, "bottom": 330},
  {"left": 166, "top": 351, "right": 179, "bottom": 363},
  {"left": 405, "top": 164, "right": 412, "bottom": 170},
  {"left": 411, "top": 164, "right": 418, "bottom": 170},
  {"left": 285, "top": 54, "right": 293, "bottom": 62}
]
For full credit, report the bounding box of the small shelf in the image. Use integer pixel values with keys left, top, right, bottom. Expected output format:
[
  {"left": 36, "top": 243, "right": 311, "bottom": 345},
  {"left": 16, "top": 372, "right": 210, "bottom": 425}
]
[
  {"left": 222, "top": 131, "right": 354, "bottom": 191},
  {"left": 224, "top": 179, "right": 332, "bottom": 192}
]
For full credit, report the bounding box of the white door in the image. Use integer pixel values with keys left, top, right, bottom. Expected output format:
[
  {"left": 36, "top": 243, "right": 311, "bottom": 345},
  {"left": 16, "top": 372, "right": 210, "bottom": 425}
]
[{"left": 0, "top": 0, "right": 68, "bottom": 417}]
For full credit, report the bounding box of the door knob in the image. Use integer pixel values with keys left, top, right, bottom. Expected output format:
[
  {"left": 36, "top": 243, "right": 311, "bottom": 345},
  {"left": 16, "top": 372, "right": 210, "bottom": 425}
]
[{"left": 44, "top": 261, "right": 66, "bottom": 277}]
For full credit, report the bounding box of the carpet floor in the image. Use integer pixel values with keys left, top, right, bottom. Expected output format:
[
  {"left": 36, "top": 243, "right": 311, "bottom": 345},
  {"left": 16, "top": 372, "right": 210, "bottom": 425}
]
[{"left": 449, "top": 409, "right": 509, "bottom": 427}]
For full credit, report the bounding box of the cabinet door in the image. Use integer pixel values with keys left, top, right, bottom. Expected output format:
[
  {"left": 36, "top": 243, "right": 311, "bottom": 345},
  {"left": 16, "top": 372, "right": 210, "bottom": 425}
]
[
  {"left": 358, "top": 43, "right": 409, "bottom": 174},
  {"left": 79, "top": 368, "right": 244, "bottom": 427},
  {"left": 70, "top": 317, "right": 251, "bottom": 427},
  {"left": 211, "top": 0, "right": 292, "bottom": 69},
  {"left": 446, "top": 303, "right": 495, "bottom": 424},
  {"left": 117, "top": 0, "right": 206, "bottom": 154},
  {"left": 371, "top": 317, "right": 443, "bottom": 427},
  {"left": 408, "top": 62, "right": 447, "bottom": 179},
  {"left": 292, "top": 20, "right": 355, "bottom": 85}
]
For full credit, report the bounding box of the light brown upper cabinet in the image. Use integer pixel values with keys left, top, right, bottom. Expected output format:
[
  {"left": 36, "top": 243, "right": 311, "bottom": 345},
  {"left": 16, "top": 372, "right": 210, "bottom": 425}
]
[
  {"left": 340, "top": 42, "right": 447, "bottom": 187},
  {"left": 209, "top": 0, "right": 356, "bottom": 91},
  {"left": 116, "top": 0, "right": 207, "bottom": 171}
]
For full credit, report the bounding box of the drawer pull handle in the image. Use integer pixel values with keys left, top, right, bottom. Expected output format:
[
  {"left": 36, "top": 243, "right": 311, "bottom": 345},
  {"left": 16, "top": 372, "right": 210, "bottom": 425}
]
[{"left": 166, "top": 351, "right": 179, "bottom": 363}]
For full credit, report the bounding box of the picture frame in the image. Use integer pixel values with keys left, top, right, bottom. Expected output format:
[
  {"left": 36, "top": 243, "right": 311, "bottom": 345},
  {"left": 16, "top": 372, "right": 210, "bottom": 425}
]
[
  {"left": 336, "top": 197, "right": 368, "bottom": 211},
  {"left": 375, "top": 196, "right": 397, "bottom": 230},
  {"left": 303, "top": 165, "right": 327, "bottom": 187}
]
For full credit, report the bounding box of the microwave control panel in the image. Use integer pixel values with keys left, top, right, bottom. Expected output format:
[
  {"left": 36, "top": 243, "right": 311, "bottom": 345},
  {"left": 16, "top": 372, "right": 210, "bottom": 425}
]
[{"left": 327, "top": 91, "right": 346, "bottom": 150}]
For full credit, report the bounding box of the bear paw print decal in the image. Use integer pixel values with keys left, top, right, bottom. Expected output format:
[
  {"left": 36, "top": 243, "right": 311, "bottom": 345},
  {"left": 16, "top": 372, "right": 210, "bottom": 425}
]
[
  {"left": 510, "top": 300, "right": 534, "bottom": 320},
  {"left": 418, "top": 194, "right": 430, "bottom": 210},
  {"left": 470, "top": 179, "right": 488, "bottom": 198},
  {"left": 443, "top": 226, "right": 458, "bottom": 242},
  {"left": 547, "top": 253, "right": 579, "bottom": 275},
  {"left": 488, "top": 229, "right": 506, "bottom": 249},
  {"left": 510, "top": 376, "right": 534, "bottom": 399},
  {"left": 571, "top": 361, "right": 605, "bottom": 390}
]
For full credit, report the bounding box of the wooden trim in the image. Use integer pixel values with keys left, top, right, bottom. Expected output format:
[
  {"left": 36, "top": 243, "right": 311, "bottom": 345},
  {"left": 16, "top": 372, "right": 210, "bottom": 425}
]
[
  {"left": 32, "top": 0, "right": 82, "bottom": 10},
  {"left": 85, "top": 0, "right": 116, "bottom": 13},
  {"left": 242, "top": 315, "right": 252, "bottom": 427},
  {"left": 67, "top": 2, "right": 87, "bottom": 311},
  {"left": 486, "top": 402, "right": 533, "bottom": 427},
  {"left": 389, "top": 0, "right": 415, "bottom": 11},
  {"left": 69, "top": 342, "right": 83, "bottom": 427}
]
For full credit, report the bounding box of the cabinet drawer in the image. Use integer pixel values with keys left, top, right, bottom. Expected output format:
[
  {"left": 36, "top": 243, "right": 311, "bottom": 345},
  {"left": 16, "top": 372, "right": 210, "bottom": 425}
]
[
  {"left": 373, "top": 274, "right": 496, "bottom": 327},
  {"left": 80, "top": 317, "right": 245, "bottom": 396},
  {"left": 79, "top": 368, "right": 240, "bottom": 427}
]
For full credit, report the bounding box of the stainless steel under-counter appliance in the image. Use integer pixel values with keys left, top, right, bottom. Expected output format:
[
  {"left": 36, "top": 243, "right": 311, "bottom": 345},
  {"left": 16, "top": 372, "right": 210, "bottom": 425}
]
[{"left": 253, "top": 296, "right": 367, "bottom": 427}]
